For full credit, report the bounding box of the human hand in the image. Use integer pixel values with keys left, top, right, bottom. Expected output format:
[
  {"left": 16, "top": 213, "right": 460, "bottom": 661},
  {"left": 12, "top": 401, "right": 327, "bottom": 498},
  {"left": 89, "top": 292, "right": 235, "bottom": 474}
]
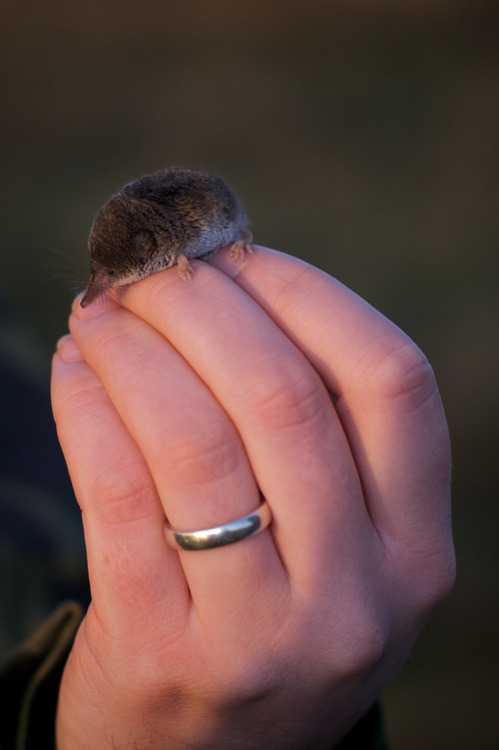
[{"left": 51, "top": 246, "right": 455, "bottom": 749}]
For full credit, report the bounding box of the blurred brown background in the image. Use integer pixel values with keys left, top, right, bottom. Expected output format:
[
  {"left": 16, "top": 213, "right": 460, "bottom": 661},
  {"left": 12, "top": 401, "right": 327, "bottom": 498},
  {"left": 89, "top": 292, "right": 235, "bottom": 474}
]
[{"left": 1, "top": 1, "right": 498, "bottom": 747}]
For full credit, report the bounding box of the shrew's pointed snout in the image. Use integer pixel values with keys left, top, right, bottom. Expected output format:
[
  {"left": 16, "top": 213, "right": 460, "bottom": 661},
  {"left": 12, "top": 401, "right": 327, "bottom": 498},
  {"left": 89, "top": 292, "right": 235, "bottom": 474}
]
[{"left": 80, "top": 269, "right": 115, "bottom": 308}]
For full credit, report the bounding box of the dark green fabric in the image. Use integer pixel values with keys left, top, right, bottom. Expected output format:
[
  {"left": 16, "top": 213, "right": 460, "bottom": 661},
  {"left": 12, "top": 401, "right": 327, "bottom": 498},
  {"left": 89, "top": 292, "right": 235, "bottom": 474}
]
[
  {"left": 336, "top": 702, "right": 388, "bottom": 749},
  {"left": 0, "top": 602, "right": 81, "bottom": 750}
]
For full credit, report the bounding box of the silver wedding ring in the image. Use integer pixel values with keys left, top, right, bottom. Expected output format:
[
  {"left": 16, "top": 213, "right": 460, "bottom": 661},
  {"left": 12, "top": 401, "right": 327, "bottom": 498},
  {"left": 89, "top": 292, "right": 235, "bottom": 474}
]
[{"left": 164, "top": 499, "right": 272, "bottom": 551}]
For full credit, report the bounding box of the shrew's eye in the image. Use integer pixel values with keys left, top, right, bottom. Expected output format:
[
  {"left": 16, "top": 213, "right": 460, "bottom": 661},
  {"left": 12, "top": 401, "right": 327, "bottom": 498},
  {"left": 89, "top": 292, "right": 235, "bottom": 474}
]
[{"left": 108, "top": 269, "right": 115, "bottom": 275}]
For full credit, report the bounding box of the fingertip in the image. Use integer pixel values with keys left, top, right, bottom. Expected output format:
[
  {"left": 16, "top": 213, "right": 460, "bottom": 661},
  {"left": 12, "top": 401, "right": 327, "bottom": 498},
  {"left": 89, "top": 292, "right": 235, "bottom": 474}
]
[{"left": 55, "top": 334, "right": 85, "bottom": 364}]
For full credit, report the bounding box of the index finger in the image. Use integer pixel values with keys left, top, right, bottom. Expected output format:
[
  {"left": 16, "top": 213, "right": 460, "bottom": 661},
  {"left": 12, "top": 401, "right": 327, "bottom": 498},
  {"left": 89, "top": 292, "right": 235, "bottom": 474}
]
[{"left": 211, "top": 246, "right": 452, "bottom": 557}]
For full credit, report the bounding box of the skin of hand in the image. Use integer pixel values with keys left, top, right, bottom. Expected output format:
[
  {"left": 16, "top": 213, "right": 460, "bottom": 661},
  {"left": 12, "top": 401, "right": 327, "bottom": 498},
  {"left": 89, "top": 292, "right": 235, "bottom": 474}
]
[{"left": 51, "top": 246, "right": 455, "bottom": 750}]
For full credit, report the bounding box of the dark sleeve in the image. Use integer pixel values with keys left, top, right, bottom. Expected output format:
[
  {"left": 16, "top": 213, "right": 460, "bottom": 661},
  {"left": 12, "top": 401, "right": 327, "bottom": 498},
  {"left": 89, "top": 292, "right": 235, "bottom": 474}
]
[
  {"left": 0, "top": 602, "right": 82, "bottom": 750},
  {"left": 335, "top": 702, "right": 388, "bottom": 749}
]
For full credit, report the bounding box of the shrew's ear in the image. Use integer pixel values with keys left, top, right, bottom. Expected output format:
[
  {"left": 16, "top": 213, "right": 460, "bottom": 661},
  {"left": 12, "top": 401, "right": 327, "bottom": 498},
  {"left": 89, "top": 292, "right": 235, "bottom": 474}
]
[{"left": 132, "top": 230, "right": 155, "bottom": 258}]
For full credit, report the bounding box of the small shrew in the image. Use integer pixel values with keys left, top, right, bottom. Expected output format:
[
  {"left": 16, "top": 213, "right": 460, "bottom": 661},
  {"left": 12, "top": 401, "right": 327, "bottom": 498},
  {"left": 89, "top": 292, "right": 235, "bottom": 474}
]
[{"left": 81, "top": 167, "right": 253, "bottom": 307}]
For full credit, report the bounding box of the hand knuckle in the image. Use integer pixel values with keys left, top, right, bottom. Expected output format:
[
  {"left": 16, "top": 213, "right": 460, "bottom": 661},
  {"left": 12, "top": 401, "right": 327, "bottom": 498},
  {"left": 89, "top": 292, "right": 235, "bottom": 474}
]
[
  {"left": 245, "top": 358, "right": 325, "bottom": 433},
  {"left": 162, "top": 413, "right": 242, "bottom": 488},
  {"left": 359, "top": 338, "right": 438, "bottom": 413}
]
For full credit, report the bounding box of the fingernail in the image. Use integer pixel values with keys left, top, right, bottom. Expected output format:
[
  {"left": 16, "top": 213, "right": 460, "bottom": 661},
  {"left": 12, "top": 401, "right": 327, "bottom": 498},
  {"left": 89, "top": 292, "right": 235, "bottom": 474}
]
[
  {"left": 56, "top": 334, "right": 84, "bottom": 364},
  {"left": 72, "top": 292, "right": 117, "bottom": 319}
]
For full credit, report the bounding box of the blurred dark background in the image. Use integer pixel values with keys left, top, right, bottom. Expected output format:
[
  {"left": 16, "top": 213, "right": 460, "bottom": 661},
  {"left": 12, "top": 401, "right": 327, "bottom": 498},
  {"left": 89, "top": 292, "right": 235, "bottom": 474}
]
[{"left": 1, "top": 1, "right": 498, "bottom": 747}]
